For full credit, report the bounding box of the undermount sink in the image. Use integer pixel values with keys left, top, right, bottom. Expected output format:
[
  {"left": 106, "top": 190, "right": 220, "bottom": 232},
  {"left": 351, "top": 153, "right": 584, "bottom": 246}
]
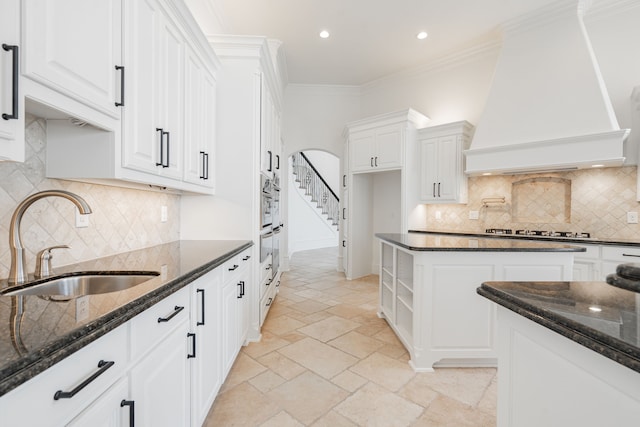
[{"left": 0, "top": 272, "right": 160, "bottom": 297}]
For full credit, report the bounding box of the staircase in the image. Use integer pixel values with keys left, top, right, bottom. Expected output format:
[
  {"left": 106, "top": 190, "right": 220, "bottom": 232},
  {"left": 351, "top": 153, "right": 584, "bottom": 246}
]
[{"left": 291, "top": 152, "right": 340, "bottom": 231}]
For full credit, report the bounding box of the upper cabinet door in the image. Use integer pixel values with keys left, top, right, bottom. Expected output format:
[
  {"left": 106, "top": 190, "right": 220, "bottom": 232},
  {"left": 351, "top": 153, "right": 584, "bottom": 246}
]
[
  {"left": 0, "top": 0, "right": 24, "bottom": 161},
  {"left": 374, "top": 125, "right": 402, "bottom": 170},
  {"left": 155, "top": 12, "right": 184, "bottom": 180},
  {"left": 22, "top": 0, "right": 122, "bottom": 119},
  {"left": 349, "top": 130, "right": 375, "bottom": 172},
  {"left": 183, "top": 46, "right": 216, "bottom": 190},
  {"left": 122, "top": 0, "right": 161, "bottom": 174}
]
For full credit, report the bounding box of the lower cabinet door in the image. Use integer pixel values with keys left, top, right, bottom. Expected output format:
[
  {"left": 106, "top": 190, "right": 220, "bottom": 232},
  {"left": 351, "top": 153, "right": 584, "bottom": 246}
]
[
  {"left": 129, "top": 319, "right": 190, "bottom": 427},
  {"left": 67, "top": 378, "right": 132, "bottom": 427},
  {"left": 221, "top": 278, "right": 240, "bottom": 378},
  {"left": 191, "top": 276, "right": 223, "bottom": 426}
]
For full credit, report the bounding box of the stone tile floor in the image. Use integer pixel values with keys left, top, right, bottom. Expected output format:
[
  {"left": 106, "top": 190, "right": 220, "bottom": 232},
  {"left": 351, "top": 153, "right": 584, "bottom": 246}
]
[{"left": 204, "top": 247, "right": 497, "bottom": 426}]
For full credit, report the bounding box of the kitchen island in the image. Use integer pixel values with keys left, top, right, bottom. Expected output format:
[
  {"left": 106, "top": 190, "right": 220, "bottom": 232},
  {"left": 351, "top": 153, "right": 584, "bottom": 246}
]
[
  {"left": 478, "top": 280, "right": 640, "bottom": 427},
  {"left": 376, "top": 232, "right": 584, "bottom": 371}
]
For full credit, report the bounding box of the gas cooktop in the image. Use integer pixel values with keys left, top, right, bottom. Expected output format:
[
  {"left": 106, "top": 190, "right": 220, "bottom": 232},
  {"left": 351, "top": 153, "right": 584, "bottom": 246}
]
[{"left": 485, "top": 229, "right": 591, "bottom": 239}]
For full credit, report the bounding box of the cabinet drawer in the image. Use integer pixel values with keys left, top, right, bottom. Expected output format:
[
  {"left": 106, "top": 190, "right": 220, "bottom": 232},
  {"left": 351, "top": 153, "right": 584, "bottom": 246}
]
[
  {"left": 601, "top": 245, "right": 640, "bottom": 262},
  {"left": 260, "top": 282, "right": 277, "bottom": 326},
  {"left": 130, "top": 286, "right": 190, "bottom": 361},
  {"left": 222, "top": 249, "right": 251, "bottom": 283},
  {"left": 0, "top": 324, "right": 128, "bottom": 426},
  {"left": 574, "top": 244, "right": 600, "bottom": 260}
]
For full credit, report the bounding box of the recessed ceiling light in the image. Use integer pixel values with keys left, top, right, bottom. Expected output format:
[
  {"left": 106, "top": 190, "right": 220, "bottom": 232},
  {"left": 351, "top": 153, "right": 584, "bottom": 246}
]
[
  {"left": 591, "top": 164, "right": 604, "bottom": 168},
  {"left": 319, "top": 30, "right": 330, "bottom": 39},
  {"left": 417, "top": 31, "right": 428, "bottom": 40},
  {"left": 589, "top": 306, "right": 602, "bottom": 312},
  {"left": 482, "top": 172, "right": 492, "bottom": 176}
]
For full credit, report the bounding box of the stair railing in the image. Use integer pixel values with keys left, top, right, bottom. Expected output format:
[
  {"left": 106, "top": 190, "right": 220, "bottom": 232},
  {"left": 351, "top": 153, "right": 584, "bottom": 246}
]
[{"left": 291, "top": 152, "right": 340, "bottom": 229}]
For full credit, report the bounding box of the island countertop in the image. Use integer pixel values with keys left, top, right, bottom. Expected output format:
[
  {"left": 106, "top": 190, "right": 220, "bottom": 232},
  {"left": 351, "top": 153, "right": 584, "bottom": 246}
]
[
  {"left": 0, "top": 240, "right": 252, "bottom": 396},
  {"left": 376, "top": 232, "right": 586, "bottom": 252},
  {"left": 478, "top": 280, "right": 640, "bottom": 373}
]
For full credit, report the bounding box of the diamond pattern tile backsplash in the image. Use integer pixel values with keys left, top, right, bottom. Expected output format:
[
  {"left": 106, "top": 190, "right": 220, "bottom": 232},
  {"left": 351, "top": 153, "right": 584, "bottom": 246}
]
[
  {"left": 422, "top": 166, "right": 640, "bottom": 240},
  {"left": 0, "top": 115, "right": 180, "bottom": 279}
]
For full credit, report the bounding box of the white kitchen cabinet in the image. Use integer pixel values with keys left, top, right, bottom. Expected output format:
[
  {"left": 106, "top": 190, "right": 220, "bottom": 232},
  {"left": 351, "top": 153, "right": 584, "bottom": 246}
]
[
  {"left": 41, "top": 0, "right": 220, "bottom": 194},
  {"left": 183, "top": 45, "right": 216, "bottom": 189},
  {"left": 343, "top": 109, "right": 430, "bottom": 280},
  {"left": 0, "top": 324, "right": 128, "bottom": 426},
  {"left": 190, "top": 271, "right": 223, "bottom": 427},
  {"left": 122, "top": 0, "right": 183, "bottom": 180},
  {"left": 129, "top": 319, "right": 190, "bottom": 427},
  {"left": 573, "top": 243, "right": 600, "bottom": 281},
  {"left": 22, "top": 0, "right": 123, "bottom": 120},
  {"left": 349, "top": 125, "right": 403, "bottom": 172},
  {"left": 418, "top": 121, "right": 472, "bottom": 203},
  {"left": 129, "top": 287, "right": 191, "bottom": 427},
  {"left": 601, "top": 244, "right": 640, "bottom": 280},
  {"left": 67, "top": 378, "right": 132, "bottom": 427},
  {"left": 379, "top": 242, "right": 414, "bottom": 346},
  {"left": 221, "top": 249, "right": 252, "bottom": 377},
  {"left": 0, "top": 0, "right": 24, "bottom": 161}
]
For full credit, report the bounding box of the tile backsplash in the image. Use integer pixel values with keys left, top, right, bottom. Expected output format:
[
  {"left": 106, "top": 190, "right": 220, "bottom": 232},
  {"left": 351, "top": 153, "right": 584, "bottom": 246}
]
[
  {"left": 421, "top": 166, "right": 640, "bottom": 241},
  {"left": 0, "top": 115, "right": 180, "bottom": 279}
]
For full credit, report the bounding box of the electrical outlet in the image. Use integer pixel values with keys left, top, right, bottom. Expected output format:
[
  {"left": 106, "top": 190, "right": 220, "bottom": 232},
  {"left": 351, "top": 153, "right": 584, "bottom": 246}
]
[
  {"left": 161, "top": 264, "right": 168, "bottom": 280},
  {"left": 75, "top": 208, "right": 89, "bottom": 228},
  {"left": 435, "top": 211, "right": 442, "bottom": 220},
  {"left": 627, "top": 212, "right": 638, "bottom": 224},
  {"left": 161, "top": 205, "right": 168, "bottom": 223},
  {"left": 76, "top": 296, "right": 89, "bottom": 322},
  {"left": 469, "top": 210, "right": 479, "bottom": 220}
]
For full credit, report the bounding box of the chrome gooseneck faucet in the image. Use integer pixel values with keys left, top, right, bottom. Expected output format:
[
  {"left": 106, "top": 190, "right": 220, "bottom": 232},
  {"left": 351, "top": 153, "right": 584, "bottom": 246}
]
[{"left": 8, "top": 190, "right": 92, "bottom": 285}]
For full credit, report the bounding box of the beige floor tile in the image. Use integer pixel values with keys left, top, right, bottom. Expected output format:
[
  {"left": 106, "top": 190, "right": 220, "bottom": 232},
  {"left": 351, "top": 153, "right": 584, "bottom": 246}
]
[
  {"left": 278, "top": 337, "right": 358, "bottom": 379},
  {"left": 398, "top": 374, "right": 441, "bottom": 408},
  {"left": 262, "top": 314, "right": 306, "bottom": 335},
  {"left": 328, "top": 330, "right": 385, "bottom": 358},
  {"left": 205, "top": 382, "right": 280, "bottom": 426},
  {"left": 256, "top": 351, "right": 307, "bottom": 380},
  {"left": 412, "top": 395, "right": 496, "bottom": 427},
  {"left": 219, "top": 352, "right": 267, "bottom": 393},
  {"left": 311, "top": 410, "right": 358, "bottom": 427},
  {"left": 478, "top": 374, "right": 498, "bottom": 416},
  {"left": 349, "top": 352, "right": 415, "bottom": 392},
  {"left": 298, "top": 315, "right": 360, "bottom": 342},
  {"left": 326, "top": 303, "right": 371, "bottom": 319},
  {"left": 422, "top": 368, "right": 497, "bottom": 407},
  {"left": 335, "top": 382, "right": 424, "bottom": 427},
  {"left": 331, "top": 370, "right": 368, "bottom": 392},
  {"left": 267, "top": 371, "right": 349, "bottom": 425},
  {"left": 260, "top": 411, "right": 304, "bottom": 427},
  {"left": 204, "top": 247, "right": 496, "bottom": 427},
  {"left": 279, "top": 330, "right": 308, "bottom": 343},
  {"left": 249, "top": 370, "right": 287, "bottom": 393},
  {"left": 242, "top": 330, "right": 291, "bottom": 359},
  {"left": 289, "top": 299, "right": 330, "bottom": 314}
]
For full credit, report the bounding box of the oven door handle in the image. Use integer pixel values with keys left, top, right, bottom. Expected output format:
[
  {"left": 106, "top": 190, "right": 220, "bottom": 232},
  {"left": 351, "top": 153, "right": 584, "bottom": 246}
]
[{"left": 262, "top": 231, "right": 274, "bottom": 238}]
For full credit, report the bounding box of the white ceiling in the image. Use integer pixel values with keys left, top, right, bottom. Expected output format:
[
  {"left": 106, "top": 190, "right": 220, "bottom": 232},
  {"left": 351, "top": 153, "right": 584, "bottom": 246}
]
[{"left": 210, "top": 0, "right": 560, "bottom": 85}]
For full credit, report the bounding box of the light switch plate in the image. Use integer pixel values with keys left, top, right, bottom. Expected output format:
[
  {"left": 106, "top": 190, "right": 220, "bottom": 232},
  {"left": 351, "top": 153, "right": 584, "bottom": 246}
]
[
  {"left": 469, "top": 211, "right": 479, "bottom": 220},
  {"left": 161, "top": 205, "right": 168, "bottom": 222},
  {"left": 627, "top": 212, "right": 638, "bottom": 224}
]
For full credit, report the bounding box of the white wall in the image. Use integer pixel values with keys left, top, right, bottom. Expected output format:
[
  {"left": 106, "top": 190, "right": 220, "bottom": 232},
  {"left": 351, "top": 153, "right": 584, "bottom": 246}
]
[{"left": 302, "top": 150, "right": 340, "bottom": 195}]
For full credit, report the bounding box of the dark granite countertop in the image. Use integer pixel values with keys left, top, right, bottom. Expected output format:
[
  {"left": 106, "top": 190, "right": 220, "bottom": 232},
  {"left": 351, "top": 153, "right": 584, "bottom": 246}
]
[
  {"left": 376, "top": 232, "right": 585, "bottom": 252},
  {"left": 0, "top": 240, "right": 252, "bottom": 397},
  {"left": 478, "top": 280, "right": 640, "bottom": 373},
  {"left": 410, "top": 229, "right": 640, "bottom": 247}
]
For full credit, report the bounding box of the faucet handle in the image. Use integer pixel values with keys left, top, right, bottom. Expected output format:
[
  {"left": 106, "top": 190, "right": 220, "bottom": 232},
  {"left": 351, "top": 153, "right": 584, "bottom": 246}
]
[{"left": 35, "top": 245, "right": 70, "bottom": 279}]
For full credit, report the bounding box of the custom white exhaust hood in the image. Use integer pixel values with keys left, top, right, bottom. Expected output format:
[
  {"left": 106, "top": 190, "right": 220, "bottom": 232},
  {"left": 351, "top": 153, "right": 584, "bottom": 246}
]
[{"left": 465, "top": 0, "right": 630, "bottom": 175}]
